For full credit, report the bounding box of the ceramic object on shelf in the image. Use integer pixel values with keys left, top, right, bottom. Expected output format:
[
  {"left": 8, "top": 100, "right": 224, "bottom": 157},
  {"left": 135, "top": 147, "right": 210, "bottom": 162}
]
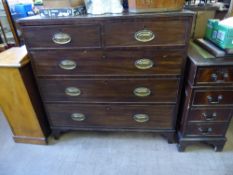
[{"left": 84, "top": 0, "right": 123, "bottom": 15}]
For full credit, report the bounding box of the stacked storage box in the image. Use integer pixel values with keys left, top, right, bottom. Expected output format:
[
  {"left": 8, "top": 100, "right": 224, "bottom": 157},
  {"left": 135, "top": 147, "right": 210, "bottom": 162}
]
[{"left": 205, "top": 18, "right": 233, "bottom": 49}]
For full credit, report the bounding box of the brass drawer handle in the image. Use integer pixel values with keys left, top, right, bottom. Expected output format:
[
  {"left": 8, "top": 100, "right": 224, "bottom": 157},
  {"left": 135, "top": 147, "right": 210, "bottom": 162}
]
[
  {"left": 59, "top": 60, "right": 77, "bottom": 70},
  {"left": 71, "top": 113, "right": 86, "bottom": 121},
  {"left": 133, "top": 114, "right": 149, "bottom": 123},
  {"left": 52, "top": 32, "right": 71, "bottom": 45},
  {"left": 135, "top": 58, "right": 154, "bottom": 70},
  {"left": 207, "top": 95, "right": 223, "bottom": 104},
  {"left": 211, "top": 71, "right": 229, "bottom": 82},
  {"left": 211, "top": 73, "right": 218, "bottom": 82},
  {"left": 133, "top": 87, "right": 151, "bottom": 97},
  {"left": 65, "top": 87, "right": 81, "bottom": 96},
  {"left": 134, "top": 29, "right": 155, "bottom": 43},
  {"left": 202, "top": 112, "right": 217, "bottom": 121},
  {"left": 198, "top": 127, "right": 213, "bottom": 135}
]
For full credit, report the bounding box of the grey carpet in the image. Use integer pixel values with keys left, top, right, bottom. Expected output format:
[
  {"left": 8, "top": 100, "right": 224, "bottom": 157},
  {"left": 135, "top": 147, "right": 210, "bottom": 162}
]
[{"left": 0, "top": 110, "right": 233, "bottom": 175}]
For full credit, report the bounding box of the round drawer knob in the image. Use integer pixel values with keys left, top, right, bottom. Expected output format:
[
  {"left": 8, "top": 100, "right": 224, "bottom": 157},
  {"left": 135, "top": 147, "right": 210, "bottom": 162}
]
[
  {"left": 133, "top": 114, "right": 150, "bottom": 123},
  {"left": 198, "top": 127, "right": 213, "bottom": 135},
  {"left": 211, "top": 73, "right": 218, "bottom": 82},
  {"left": 52, "top": 32, "right": 71, "bottom": 45},
  {"left": 59, "top": 60, "right": 77, "bottom": 70},
  {"left": 71, "top": 113, "right": 86, "bottom": 121},
  {"left": 134, "top": 29, "right": 155, "bottom": 43},
  {"left": 65, "top": 87, "right": 81, "bottom": 96},
  {"left": 135, "top": 58, "right": 154, "bottom": 70},
  {"left": 133, "top": 87, "right": 151, "bottom": 97}
]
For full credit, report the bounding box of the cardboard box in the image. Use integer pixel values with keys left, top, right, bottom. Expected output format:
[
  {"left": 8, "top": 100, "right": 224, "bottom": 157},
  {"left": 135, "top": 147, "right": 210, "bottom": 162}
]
[
  {"left": 128, "top": 0, "right": 184, "bottom": 13},
  {"left": 43, "top": 0, "right": 84, "bottom": 8},
  {"left": 43, "top": 0, "right": 71, "bottom": 8}
]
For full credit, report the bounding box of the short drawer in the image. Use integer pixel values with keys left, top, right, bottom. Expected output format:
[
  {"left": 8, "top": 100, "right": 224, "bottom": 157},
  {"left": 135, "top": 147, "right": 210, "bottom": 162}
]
[
  {"left": 30, "top": 49, "right": 185, "bottom": 76},
  {"left": 22, "top": 25, "right": 101, "bottom": 48},
  {"left": 104, "top": 19, "right": 187, "bottom": 47},
  {"left": 188, "top": 108, "right": 232, "bottom": 122},
  {"left": 38, "top": 78, "right": 179, "bottom": 103},
  {"left": 185, "top": 123, "right": 228, "bottom": 137},
  {"left": 46, "top": 104, "right": 175, "bottom": 129},
  {"left": 195, "top": 67, "right": 233, "bottom": 85},
  {"left": 192, "top": 90, "right": 233, "bottom": 106}
]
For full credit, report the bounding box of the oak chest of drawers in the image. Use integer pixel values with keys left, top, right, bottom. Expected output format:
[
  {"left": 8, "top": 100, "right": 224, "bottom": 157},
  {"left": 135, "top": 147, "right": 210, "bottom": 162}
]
[
  {"left": 178, "top": 42, "right": 233, "bottom": 151},
  {"left": 18, "top": 12, "right": 193, "bottom": 142}
]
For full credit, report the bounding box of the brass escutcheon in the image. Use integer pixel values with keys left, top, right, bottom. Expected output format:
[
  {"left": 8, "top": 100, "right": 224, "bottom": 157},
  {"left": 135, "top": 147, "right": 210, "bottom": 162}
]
[
  {"left": 59, "top": 60, "right": 77, "bottom": 70},
  {"left": 71, "top": 113, "right": 86, "bottom": 121},
  {"left": 133, "top": 114, "right": 150, "bottom": 123},
  {"left": 134, "top": 29, "right": 155, "bottom": 42},
  {"left": 52, "top": 32, "right": 71, "bottom": 45}
]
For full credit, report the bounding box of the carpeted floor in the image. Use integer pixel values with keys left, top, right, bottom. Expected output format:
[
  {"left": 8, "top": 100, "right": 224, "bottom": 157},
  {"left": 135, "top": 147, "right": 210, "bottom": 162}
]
[{"left": 0, "top": 110, "right": 233, "bottom": 175}]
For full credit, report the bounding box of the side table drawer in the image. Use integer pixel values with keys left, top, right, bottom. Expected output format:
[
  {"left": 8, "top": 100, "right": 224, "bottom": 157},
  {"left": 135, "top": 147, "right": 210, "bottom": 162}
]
[
  {"left": 47, "top": 104, "right": 175, "bottom": 129},
  {"left": 185, "top": 123, "right": 227, "bottom": 137},
  {"left": 188, "top": 108, "right": 232, "bottom": 122},
  {"left": 192, "top": 90, "right": 233, "bottom": 106},
  {"left": 195, "top": 67, "right": 233, "bottom": 86}
]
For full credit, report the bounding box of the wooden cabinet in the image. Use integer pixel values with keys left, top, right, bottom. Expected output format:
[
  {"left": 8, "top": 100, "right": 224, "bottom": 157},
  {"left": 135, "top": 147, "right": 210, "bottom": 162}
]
[
  {"left": 0, "top": 46, "right": 50, "bottom": 144},
  {"left": 18, "top": 12, "right": 193, "bottom": 142},
  {"left": 178, "top": 42, "right": 233, "bottom": 152}
]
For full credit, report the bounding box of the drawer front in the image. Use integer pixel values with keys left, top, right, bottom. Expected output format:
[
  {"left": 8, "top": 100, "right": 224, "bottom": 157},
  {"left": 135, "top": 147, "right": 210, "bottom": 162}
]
[
  {"left": 46, "top": 104, "right": 175, "bottom": 129},
  {"left": 22, "top": 25, "right": 101, "bottom": 48},
  {"left": 196, "top": 67, "right": 233, "bottom": 85},
  {"left": 38, "top": 78, "right": 179, "bottom": 103},
  {"left": 188, "top": 108, "right": 232, "bottom": 122},
  {"left": 192, "top": 90, "right": 233, "bottom": 106},
  {"left": 185, "top": 123, "right": 227, "bottom": 137},
  {"left": 31, "top": 50, "right": 185, "bottom": 76},
  {"left": 104, "top": 19, "right": 187, "bottom": 47}
]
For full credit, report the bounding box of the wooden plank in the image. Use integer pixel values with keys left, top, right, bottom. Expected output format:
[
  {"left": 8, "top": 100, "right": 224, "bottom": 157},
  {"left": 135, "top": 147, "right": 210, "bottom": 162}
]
[{"left": 0, "top": 45, "right": 29, "bottom": 67}]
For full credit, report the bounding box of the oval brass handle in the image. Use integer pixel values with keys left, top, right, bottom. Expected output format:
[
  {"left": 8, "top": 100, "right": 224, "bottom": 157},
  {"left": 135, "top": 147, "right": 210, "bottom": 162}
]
[
  {"left": 52, "top": 32, "right": 71, "bottom": 45},
  {"left": 133, "top": 114, "right": 149, "bottom": 123},
  {"left": 134, "top": 29, "right": 155, "bottom": 43},
  {"left": 207, "top": 95, "right": 223, "bottom": 104},
  {"left": 65, "top": 87, "right": 81, "bottom": 96},
  {"left": 211, "top": 73, "right": 218, "bottom": 82},
  {"left": 198, "top": 127, "right": 213, "bottom": 135},
  {"left": 202, "top": 112, "right": 217, "bottom": 121},
  {"left": 133, "top": 87, "right": 151, "bottom": 97},
  {"left": 135, "top": 58, "right": 154, "bottom": 70},
  {"left": 59, "top": 60, "right": 77, "bottom": 70},
  {"left": 71, "top": 113, "right": 86, "bottom": 121}
]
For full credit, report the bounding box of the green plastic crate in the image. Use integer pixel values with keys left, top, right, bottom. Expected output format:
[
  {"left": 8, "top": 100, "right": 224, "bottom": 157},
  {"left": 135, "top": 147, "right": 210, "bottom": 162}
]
[
  {"left": 205, "top": 19, "right": 219, "bottom": 41},
  {"left": 214, "top": 22, "right": 233, "bottom": 49}
]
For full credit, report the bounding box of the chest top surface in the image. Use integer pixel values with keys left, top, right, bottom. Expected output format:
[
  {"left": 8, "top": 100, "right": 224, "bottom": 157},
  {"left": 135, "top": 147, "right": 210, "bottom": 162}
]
[
  {"left": 188, "top": 42, "right": 233, "bottom": 67},
  {"left": 18, "top": 10, "right": 194, "bottom": 26}
]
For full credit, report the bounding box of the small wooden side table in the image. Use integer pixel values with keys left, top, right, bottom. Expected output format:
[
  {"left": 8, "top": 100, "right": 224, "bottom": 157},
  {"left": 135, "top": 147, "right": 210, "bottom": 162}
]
[
  {"left": 178, "top": 42, "right": 233, "bottom": 152},
  {"left": 0, "top": 46, "right": 50, "bottom": 145}
]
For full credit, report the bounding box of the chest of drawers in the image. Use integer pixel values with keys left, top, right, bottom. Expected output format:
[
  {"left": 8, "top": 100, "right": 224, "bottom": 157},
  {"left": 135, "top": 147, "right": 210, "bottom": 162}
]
[
  {"left": 178, "top": 42, "right": 233, "bottom": 152},
  {"left": 18, "top": 12, "right": 193, "bottom": 142}
]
